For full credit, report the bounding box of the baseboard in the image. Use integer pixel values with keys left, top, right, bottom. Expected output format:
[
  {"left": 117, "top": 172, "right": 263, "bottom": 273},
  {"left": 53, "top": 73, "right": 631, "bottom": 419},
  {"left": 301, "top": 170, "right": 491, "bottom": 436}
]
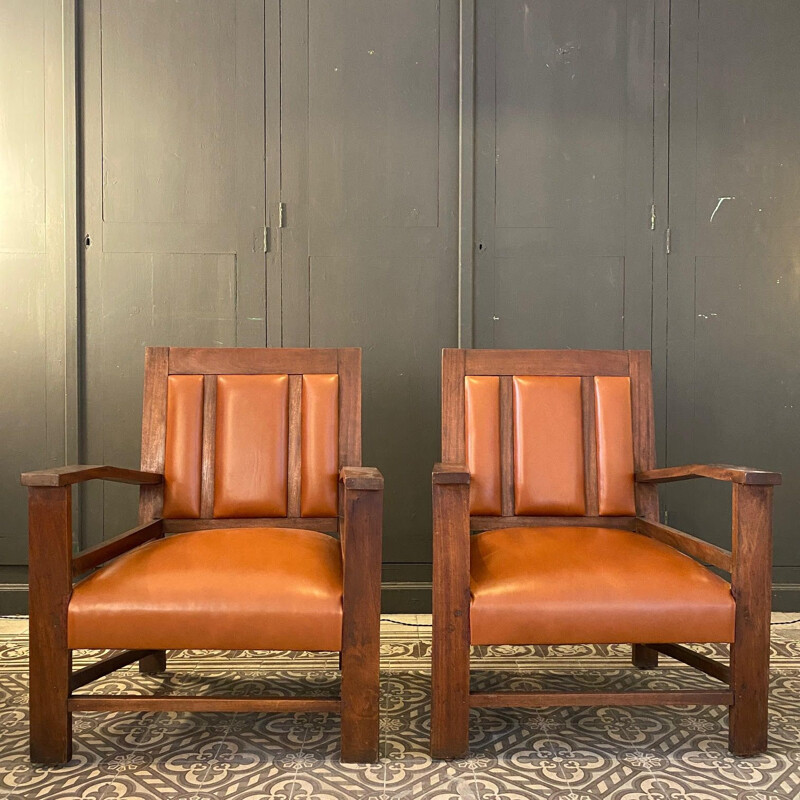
[
  {"left": 772, "top": 583, "right": 800, "bottom": 612},
  {"left": 0, "top": 583, "right": 28, "bottom": 615},
  {"left": 381, "top": 581, "right": 432, "bottom": 614},
  {"left": 2, "top": 580, "right": 797, "bottom": 616}
]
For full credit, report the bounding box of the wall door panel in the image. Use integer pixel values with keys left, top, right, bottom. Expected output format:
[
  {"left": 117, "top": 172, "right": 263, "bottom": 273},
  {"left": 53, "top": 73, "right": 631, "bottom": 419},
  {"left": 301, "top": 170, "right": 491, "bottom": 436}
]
[
  {"left": 474, "top": 0, "right": 657, "bottom": 352},
  {"left": 279, "top": 0, "right": 459, "bottom": 565},
  {"left": 665, "top": 1, "right": 800, "bottom": 583},
  {"left": 79, "top": 0, "right": 269, "bottom": 545},
  {"left": 0, "top": 0, "right": 69, "bottom": 568}
]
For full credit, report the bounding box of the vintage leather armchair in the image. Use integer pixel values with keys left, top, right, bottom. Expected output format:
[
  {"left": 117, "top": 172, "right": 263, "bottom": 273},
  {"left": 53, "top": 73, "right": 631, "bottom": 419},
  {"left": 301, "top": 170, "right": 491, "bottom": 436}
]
[
  {"left": 431, "top": 349, "right": 780, "bottom": 758},
  {"left": 23, "top": 347, "right": 383, "bottom": 764}
]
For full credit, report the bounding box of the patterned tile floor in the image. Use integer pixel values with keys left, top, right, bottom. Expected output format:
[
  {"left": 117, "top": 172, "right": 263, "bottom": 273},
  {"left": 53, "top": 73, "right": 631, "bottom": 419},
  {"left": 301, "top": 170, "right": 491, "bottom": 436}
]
[{"left": 0, "top": 614, "right": 799, "bottom": 799}]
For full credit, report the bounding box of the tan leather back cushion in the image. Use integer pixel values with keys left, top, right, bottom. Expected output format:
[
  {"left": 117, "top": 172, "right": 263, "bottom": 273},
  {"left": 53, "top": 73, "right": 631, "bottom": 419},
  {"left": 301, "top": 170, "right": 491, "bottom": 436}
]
[
  {"left": 162, "top": 373, "right": 339, "bottom": 519},
  {"left": 464, "top": 374, "right": 635, "bottom": 516}
]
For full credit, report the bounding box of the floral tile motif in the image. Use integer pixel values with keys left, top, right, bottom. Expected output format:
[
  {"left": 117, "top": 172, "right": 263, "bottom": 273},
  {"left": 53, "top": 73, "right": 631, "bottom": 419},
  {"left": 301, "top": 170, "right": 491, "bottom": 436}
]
[{"left": 0, "top": 619, "right": 798, "bottom": 799}]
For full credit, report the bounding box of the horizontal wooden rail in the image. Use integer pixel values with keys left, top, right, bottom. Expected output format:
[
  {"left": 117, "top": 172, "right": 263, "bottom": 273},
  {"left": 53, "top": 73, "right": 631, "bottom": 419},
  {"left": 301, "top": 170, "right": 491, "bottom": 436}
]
[
  {"left": 73, "top": 521, "right": 163, "bottom": 576},
  {"left": 470, "top": 690, "right": 733, "bottom": 709},
  {"left": 163, "top": 517, "right": 339, "bottom": 534},
  {"left": 68, "top": 695, "right": 341, "bottom": 713},
  {"left": 472, "top": 516, "right": 636, "bottom": 531},
  {"left": 70, "top": 650, "right": 157, "bottom": 692},
  {"left": 648, "top": 643, "right": 730, "bottom": 684},
  {"left": 636, "top": 518, "right": 732, "bottom": 572}
]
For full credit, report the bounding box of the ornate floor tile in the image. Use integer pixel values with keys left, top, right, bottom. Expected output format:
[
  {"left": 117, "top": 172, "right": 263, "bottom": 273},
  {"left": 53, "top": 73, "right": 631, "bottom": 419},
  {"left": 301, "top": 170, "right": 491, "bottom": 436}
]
[{"left": 1, "top": 618, "right": 800, "bottom": 799}]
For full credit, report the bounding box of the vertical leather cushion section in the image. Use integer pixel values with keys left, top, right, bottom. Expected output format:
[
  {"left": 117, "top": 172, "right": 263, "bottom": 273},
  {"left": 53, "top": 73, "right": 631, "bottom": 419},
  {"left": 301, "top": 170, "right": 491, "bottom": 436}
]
[
  {"left": 301, "top": 374, "right": 339, "bottom": 517},
  {"left": 513, "top": 376, "right": 586, "bottom": 515},
  {"left": 214, "top": 374, "right": 289, "bottom": 517},
  {"left": 594, "top": 376, "right": 636, "bottom": 515},
  {"left": 465, "top": 376, "right": 502, "bottom": 515},
  {"left": 162, "top": 375, "right": 204, "bottom": 518}
]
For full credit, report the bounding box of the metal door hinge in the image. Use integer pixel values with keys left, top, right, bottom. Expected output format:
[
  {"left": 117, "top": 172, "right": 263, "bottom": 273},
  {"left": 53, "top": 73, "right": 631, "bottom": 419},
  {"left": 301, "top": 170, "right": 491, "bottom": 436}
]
[
  {"left": 665, "top": 227, "right": 671, "bottom": 255},
  {"left": 277, "top": 202, "right": 286, "bottom": 228},
  {"left": 650, "top": 204, "right": 656, "bottom": 231},
  {"left": 263, "top": 226, "right": 269, "bottom": 253},
  {"left": 663, "top": 509, "right": 669, "bottom": 526}
]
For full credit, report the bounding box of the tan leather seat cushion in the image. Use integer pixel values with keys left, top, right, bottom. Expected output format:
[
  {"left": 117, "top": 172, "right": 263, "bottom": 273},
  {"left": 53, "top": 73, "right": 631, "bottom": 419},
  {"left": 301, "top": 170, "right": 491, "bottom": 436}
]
[
  {"left": 470, "top": 527, "right": 735, "bottom": 645},
  {"left": 69, "top": 528, "right": 343, "bottom": 651}
]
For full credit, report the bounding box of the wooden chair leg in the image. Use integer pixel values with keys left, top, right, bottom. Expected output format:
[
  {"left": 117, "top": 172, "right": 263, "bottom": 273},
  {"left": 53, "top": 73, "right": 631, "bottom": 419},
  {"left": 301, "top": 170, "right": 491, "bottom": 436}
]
[
  {"left": 139, "top": 650, "right": 167, "bottom": 674},
  {"left": 340, "top": 640, "right": 379, "bottom": 763},
  {"left": 431, "top": 478, "right": 471, "bottom": 759},
  {"left": 728, "top": 485, "right": 772, "bottom": 756},
  {"left": 339, "top": 480, "right": 382, "bottom": 763},
  {"left": 632, "top": 644, "right": 658, "bottom": 669},
  {"left": 431, "top": 612, "right": 470, "bottom": 759},
  {"left": 28, "top": 487, "right": 73, "bottom": 764}
]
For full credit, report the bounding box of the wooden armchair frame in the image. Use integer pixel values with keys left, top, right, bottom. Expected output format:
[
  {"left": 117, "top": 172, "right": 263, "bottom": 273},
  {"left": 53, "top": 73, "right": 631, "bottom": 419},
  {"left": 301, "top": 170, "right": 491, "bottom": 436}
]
[
  {"left": 23, "top": 347, "right": 383, "bottom": 764},
  {"left": 431, "top": 349, "right": 780, "bottom": 759}
]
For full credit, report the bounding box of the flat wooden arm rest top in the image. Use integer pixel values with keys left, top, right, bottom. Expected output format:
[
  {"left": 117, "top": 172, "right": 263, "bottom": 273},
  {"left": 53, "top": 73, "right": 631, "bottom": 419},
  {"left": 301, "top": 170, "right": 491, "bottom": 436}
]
[
  {"left": 21, "top": 465, "right": 163, "bottom": 488},
  {"left": 432, "top": 463, "right": 470, "bottom": 485},
  {"left": 636, "top": 464, "right": 781, "bottom": 486},
  {"left": 340, "top": 466, "right": 383, "bottom": 491}
]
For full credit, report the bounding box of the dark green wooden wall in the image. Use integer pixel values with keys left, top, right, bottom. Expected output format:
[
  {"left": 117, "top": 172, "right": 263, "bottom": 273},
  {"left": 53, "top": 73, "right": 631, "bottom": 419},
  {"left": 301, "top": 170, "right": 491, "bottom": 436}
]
[{"left": 1, "top": 0, "right": 798, "bottom": 613}]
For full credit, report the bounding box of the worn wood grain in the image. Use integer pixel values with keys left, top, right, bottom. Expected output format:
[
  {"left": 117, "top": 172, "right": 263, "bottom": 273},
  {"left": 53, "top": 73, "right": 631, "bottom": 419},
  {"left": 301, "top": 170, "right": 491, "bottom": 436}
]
[
  {"left": 28, "top": 486, "right": 72, "bottom": 764},
  {"left": 287, "top": 374, "right": 302, "bottom": 517},
  {"left": 21, "top": 465, "right": 162, "bottom": 487},
  {"left": 72, "top": 519, "right": 163, "bottom": 576},
  {"left": 431, "top": 478, "right": 471, "bottom": 759},
  {"left": 470, "top": 690, "right": 733, "bottom": 708},
  {"left": 69, "top": 695, "right": 341, "bottom": 713},
  {"left": 729, "top": 484, "right": 773, "bottom": 755},
  {"left": 636, "top": 518, "right": 733, "bottom": 572},
  {"left": 581, "top": 376, "right": 599, "bottom": 517},
  {"left": 636, "top": 464, "right": 782, "bottom": 486},
  {"left": 199, "top": 375, "right": 217, "bottom": 519},
  {"left": 139, "top": 346, "right": 169, "bottom": 524},
  {"left": 340, "top": 475, "right": 383, "bottom": 762},
  {"left": 169, "top": 347, "right": 338, "bottom": 375}
]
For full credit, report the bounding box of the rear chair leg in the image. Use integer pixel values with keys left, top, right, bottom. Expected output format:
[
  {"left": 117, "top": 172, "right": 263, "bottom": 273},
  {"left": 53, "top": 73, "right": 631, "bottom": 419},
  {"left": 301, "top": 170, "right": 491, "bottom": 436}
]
[
  {"left": 632, "top": 644, "right": 659, "bottom": 669},
  {"left": 139, "top": 650, "right": 167, "bottom": 674}
]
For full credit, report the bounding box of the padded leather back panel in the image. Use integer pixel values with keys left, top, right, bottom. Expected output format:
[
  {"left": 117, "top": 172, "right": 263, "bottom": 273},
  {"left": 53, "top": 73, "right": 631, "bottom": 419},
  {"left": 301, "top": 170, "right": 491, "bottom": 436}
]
[
  {"left": 300, "top": 374, "right": 339, "bottom": 517},
  {"left": 513, "top": 376, "right": 586, "bottom": 515},
  {"left": 463, "top": 372, "right": 636, "bottom": 518},
  {"left": 161, "top": 372, "right": 341, "bottom": 519}
]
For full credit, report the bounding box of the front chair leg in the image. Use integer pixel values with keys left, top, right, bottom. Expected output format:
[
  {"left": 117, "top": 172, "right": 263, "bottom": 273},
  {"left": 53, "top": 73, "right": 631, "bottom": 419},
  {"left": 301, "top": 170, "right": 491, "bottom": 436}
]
[
  {"left": 341, "top": 640, "right": 379, "bottom": 762},
  {"left": 728, "top": 484, "right": 772, "bottom": 756},
  {"left": 339, "top": 470, "right": 383, "bottom": 763},
  {"left": 139, "top": 650, "right": 167, "bottom": 674},
  {"left": 28, "top": 486, "right": 73, "bottom": 764},
  {"left": 632, "top": 644, "right": 659, "bottom": 669}
]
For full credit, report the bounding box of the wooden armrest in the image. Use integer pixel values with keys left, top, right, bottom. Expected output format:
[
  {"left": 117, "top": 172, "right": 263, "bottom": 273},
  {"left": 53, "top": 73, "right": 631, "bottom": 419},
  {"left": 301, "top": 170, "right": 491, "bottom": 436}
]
[
  {"left": 340, "top": 466, "right": 383, "bottom": 491},
  {"left": 21, "top": 465, "right": 163, "bottom": 488},
  {"left": 433, "top": 463, "right": 470, "bottom": 485},
  {"left": 636, "top": 464, "right": 781, "bottom": 486}
]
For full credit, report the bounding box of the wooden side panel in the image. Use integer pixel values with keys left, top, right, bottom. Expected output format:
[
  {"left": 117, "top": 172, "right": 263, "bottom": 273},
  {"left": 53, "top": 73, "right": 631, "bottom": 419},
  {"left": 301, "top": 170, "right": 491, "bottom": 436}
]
[{"left": 474, "top": 0, "right": 656, "bottom": 353}]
